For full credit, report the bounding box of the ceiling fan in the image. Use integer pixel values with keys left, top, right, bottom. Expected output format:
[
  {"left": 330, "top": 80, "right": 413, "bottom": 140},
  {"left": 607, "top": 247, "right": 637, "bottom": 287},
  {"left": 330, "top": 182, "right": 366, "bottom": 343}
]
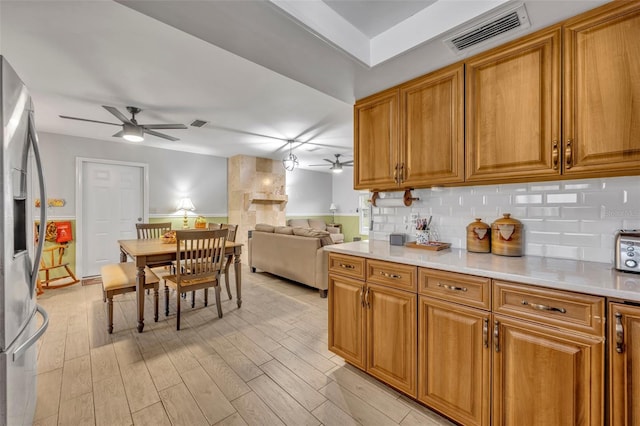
[
  {"left": 309, "top": 154, "right": 353, "bottom": 173},
  {"left": 59, "top": 105, "right": 187, "bottom": 142}
]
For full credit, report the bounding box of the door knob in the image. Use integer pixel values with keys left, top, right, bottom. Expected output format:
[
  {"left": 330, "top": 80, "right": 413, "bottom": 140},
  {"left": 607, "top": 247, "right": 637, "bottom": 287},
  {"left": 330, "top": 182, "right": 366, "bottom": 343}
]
[{"left": 137, "top": 217, "right": 142, "bottom": 222}]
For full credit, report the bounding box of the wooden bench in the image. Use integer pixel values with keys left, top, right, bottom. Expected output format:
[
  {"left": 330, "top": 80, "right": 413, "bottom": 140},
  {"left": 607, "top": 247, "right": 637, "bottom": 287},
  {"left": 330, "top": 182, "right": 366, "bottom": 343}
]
[{"left": 101, "top": 263, "right": 159, "bottom": 334}]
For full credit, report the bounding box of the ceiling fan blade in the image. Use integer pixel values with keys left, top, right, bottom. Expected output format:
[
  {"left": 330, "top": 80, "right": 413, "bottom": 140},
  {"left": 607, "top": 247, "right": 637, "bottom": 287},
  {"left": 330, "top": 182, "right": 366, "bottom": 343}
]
[
  {"left": 308, "top": 164, "right": 328, "bottom": 167},
  {"left": 341, "top": 160, "right": 354, "bottom": 165},
  {"left": 112, "top": 130, "right": 124, "bottom": 137},
  {"left": 102, "top": 105, "right": 132, "bottom": 124},
  {"left": 144, "top": 128, "right": 180, "bottom": 141},
  {"left": 323, "top": 159, "right": 334, "bottom": 164},
  {"left": 59, "top": 115, "right": 121, "bottom": 126},
  {"left": 141, "top": 124, "right": 188, "bottom": 130}
]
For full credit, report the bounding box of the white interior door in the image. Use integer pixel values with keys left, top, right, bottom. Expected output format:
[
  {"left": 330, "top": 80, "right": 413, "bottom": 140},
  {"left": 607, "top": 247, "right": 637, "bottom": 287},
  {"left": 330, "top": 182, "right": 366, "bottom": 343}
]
[{"left": 81, "top": 161, "right": 144, "bottom": 277}]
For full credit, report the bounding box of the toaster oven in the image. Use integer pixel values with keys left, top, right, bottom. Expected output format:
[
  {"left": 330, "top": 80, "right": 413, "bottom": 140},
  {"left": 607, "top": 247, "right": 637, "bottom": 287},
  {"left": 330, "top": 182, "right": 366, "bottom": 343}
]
[{"left": 615, "top": 230, "right": 640, "bottom": 273}]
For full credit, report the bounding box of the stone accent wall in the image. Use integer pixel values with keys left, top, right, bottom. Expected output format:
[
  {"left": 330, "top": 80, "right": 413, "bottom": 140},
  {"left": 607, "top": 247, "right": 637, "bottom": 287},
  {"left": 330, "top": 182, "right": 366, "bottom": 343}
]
[{"left": 228, "top": 155, "right": 287, "bottom": 261}]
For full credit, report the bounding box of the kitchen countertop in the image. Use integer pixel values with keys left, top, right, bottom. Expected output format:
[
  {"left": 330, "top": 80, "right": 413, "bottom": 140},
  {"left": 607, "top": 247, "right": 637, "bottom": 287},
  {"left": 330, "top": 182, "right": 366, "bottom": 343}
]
[{"left": 324, "top": 240, "right": 640, "bottom": 302}]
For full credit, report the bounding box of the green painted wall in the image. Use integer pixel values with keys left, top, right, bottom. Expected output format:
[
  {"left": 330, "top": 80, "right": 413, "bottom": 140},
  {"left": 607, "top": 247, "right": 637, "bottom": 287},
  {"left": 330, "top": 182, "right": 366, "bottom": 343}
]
[{"left": 149, "top": 216, "right": 228, "bottom": 230}]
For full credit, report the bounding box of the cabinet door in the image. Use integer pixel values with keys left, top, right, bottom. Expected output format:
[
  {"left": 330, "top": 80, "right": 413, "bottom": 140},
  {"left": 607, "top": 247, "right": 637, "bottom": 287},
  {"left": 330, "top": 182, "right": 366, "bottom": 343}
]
[
  {"left": 366, "top": 283, "right": 417, "bottom": 396},
  {"left": 354, "top": 89, "right": 400, "bottom": 190},
  {"left": 418, "top": 297, "right": 490, "bottom": 426},
  {"left": 400, "top": 63, "right": 465, "bottom": 187},
  {"left": 492, "top": 315, "right": 604, "bottom": 426},
  {"left": 563, "top": 2, "right": 640, "bottom": 177},
  {"left": 328, "top": 274, "right": 366, "bottom": 370},
  {"left": 609, "top": 303, "right": 640, "bottom": 426},
  {"left": 466, "top": 26, "right": 561, "bottom": 183}
]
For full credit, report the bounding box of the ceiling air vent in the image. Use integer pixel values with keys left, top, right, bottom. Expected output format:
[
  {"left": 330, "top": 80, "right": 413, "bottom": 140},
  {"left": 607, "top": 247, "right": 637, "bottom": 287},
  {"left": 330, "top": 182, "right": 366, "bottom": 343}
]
[
  {"left": 444, "top": 5, "right": 530, "bottom": 53},
  {"left": 190, "top": 119, "right": 209, "bottom": 128}
]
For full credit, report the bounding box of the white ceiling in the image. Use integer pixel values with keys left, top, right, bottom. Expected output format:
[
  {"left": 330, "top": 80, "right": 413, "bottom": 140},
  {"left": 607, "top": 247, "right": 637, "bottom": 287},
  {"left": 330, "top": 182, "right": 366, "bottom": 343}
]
[{"left": 0, "top": 0, "right": 610, "bottom": 171}]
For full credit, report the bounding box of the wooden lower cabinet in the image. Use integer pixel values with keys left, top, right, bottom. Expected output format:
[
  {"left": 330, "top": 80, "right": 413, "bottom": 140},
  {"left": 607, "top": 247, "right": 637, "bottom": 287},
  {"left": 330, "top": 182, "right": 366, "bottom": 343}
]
[
  {"left": 609, "top": 302, "right": 640, "bottom": 426},
  {"left": 328, "top": 274, "right": 365, "bottom": 369},
  {"left": 418, "top": 296, "right": 490, "bottom": 426},
  {"left": 492, "top": 314, "right": 604, "bottom": 426},
  {"left": 367, "top": 283, "right": 417, "bottom": 396},
  {"left": 328, "top": 273, "right": 417, "bottom": 396}
]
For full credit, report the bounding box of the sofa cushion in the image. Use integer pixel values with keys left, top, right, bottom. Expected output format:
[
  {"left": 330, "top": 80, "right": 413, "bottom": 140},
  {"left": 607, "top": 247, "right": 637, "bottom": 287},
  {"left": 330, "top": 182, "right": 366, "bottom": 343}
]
[
  {"left": 292, "top": 227, "right": 333, "bottom": 246},
  {"left": 308, "top": 219, "right": 327, "bottom": 231},
  {"left": 274, "top": 226, "right": 294, "bottom": 235},
  {"left": 288, "top": 219, "right": 310, "bottom": 228},
  {"left": 255, "top": 224, "right": 275, "bottom": 233}
]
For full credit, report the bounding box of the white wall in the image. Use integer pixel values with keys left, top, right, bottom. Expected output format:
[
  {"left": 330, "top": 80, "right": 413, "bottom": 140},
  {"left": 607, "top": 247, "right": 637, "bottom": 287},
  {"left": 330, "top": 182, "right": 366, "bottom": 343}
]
[
  {"left": 38, "top": 132, "right": 227, "bottom": 218},
  {"left": 331, "top": 167, "right": 362, "bottom": 215},
  {"left": 370, "top": 176, "right": 640, "bottom": 264},
  {"left": 286, "top": 168, "right": 333, "bottom": 215}
]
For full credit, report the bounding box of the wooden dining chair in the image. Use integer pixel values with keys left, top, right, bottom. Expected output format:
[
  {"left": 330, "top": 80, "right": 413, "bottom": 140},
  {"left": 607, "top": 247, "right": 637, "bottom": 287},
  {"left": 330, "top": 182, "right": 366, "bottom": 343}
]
[
  {"left": 136, "top": 222, "right": 173, "bottom": 294},
  {"left": 136, "top": 222, "right": 172, "bottom": 239},
  {"left": 163, "top": 229, "right": 228, "bottom": 330},
  {"left": 208, "top": 223, "right": 237, "bottom": 299}
]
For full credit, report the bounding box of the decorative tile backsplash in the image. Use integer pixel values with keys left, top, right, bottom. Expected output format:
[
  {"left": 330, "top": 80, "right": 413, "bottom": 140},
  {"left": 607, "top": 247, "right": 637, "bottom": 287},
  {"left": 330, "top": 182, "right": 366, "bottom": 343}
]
[{"left": 370, "top": 176, "right": 640, "bottom": 264}]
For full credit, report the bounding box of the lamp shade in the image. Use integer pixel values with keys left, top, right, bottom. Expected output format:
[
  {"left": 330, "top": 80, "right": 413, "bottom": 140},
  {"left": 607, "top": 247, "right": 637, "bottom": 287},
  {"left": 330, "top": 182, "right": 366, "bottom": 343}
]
[
  {"left": 177, "top": 197, "right": 195, "bottom": 211},
  {"left": 329, "top": 203, "right": 337, "bottom": 212}
]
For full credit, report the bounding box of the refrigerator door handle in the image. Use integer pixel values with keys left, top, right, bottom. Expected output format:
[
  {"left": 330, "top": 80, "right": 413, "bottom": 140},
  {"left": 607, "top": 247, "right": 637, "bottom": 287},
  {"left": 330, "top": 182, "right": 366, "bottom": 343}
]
[
  {"left": 12, "top": 305, "right": 49, "bottom": 362},
  {"left": 27, "top": 111, "right": 47, "bottom": 297}
]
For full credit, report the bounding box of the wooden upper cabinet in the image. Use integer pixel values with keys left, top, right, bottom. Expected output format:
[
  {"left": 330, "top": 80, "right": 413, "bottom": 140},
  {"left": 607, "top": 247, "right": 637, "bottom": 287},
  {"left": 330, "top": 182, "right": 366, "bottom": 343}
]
[
  {"left": 400, "top": 63, "right": 465, "bottom": 186},
  {"left": 466, "top": 26, "right": 561, "bottom": 183},
  {"left": 354, "top": 89, "right": 400, "bottom": 190},
  {"left": 563, "top": 2, "right": 640, "bottom": 177}
]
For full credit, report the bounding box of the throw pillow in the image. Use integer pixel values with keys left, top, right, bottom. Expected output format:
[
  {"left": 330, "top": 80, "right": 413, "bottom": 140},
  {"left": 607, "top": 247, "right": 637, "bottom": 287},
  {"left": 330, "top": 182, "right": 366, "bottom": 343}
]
[
  {"left": 292, "top": 227, "right": 333, "bottom": 246},
  {"left": 255, "top": 224, "right": 275, "bottom": 233},
  {"left": 288, "top": 219, "right": 310, "bottom": 228},
  {"left": 274, "top": 226, "right": 294, "bottom": 235},
  {"left": 308, "top": 219, "right": 327, "bottom": 231}
]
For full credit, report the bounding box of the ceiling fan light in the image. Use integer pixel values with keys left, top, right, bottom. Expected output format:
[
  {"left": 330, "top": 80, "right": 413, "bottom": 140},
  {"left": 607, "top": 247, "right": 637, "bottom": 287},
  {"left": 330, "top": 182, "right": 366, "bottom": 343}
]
[
  {"left": 332, "top": 167, "right": 343, "bottom": 173},
  {"left": 123, "top": 122, "right": 144, "bottom": 142}
]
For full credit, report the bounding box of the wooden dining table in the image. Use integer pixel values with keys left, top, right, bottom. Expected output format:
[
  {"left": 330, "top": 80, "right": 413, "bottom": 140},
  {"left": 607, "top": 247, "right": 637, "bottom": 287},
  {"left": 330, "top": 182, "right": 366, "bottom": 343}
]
[{"left": 117, "top": 238, "right": 243, "bottom": 332}]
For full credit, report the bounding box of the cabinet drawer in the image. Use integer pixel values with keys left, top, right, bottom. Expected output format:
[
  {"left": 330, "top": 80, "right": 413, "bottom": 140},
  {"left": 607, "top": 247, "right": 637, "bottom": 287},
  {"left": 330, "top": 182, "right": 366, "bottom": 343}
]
[
  {"left": 419, "top": 268, "right": 491, "bottom": 310},
  {"left": 366, "top": 259, "right": 417, "bottom": 292},
  {"left": 493, "top": 280, "right": 605, "bottom": 337},
  {"left": 328, "top": 253, "right": 366, "bottom": 280}
]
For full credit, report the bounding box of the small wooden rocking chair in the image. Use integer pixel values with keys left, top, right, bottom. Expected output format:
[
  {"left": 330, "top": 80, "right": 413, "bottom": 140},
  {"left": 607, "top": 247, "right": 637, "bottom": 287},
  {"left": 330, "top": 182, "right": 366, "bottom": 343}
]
[{"left": 39, "top": 244, "right": 79, "bottom": 289}]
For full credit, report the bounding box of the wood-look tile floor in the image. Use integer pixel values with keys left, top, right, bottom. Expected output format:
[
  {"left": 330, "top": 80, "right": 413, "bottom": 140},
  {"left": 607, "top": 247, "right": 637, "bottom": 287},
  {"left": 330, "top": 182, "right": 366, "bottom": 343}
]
[{"left": 34, "top": 265, "right": 455, "bottom": 426}]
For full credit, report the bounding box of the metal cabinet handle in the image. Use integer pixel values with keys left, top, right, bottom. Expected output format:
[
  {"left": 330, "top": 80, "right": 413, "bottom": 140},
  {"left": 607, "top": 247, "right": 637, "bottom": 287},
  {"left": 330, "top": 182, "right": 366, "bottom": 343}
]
[
  {"left": 400, "top": 163, "right": 405, "bottom": 183},
  {"left": 365, "top": 287, "right": 371, "bottom": 309},
  {"left": 380, "top": 271, "right": 402, "bottom": 279},
  {"left": 615, "top": 312, "right": 625, "bottom": 354},
  {"left": 552, "top": 140, "right": 559, "bottom": 170},
  {"left": 565, "top": 139, "right": 573, "bottom": 169},
  {"left": 521, "top": 300, "right": 566, "bottom": 314},
  {"left": 494, "top": 320, "right": 500, "bottom": 352},
  {"left": 393, "top": 164, "right": 399, "bottom": 184},
  {"left": 360, "top": 288, "right": 365, "bottom": 308},
  {"left": 339, "top": 263, "right": 355, "bottom": 270},
  {"left": 483, "top": 318, "right": 489, "bottom": 348},
  {"left": 438, "top": 282, "right": 468, "bottom": 292}
]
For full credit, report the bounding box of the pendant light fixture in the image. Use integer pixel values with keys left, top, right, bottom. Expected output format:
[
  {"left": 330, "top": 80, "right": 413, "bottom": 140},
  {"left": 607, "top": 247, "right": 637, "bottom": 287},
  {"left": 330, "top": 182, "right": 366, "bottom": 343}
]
[{"left": 282, "top": 140, "right": 299, "bottom": 171}]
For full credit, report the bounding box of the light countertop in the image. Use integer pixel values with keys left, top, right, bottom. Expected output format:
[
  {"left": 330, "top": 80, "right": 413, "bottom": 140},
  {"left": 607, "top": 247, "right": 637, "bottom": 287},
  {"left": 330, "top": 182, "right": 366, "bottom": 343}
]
[{"left": 324, "top": 240, "right": 640, "bottom": 302}]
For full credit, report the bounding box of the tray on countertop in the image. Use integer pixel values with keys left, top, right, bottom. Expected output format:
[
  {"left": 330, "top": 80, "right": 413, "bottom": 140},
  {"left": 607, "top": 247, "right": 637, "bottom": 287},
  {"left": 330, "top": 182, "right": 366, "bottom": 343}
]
[{"left": 405, "top": 242, "right": 451, "bottom": 251}]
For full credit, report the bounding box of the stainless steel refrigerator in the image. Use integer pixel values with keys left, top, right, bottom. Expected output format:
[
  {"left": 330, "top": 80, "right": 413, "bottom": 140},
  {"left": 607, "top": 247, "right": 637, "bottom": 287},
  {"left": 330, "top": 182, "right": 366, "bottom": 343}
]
[{"left": 0, "top": 56, "right": 49, "bottom": 426}]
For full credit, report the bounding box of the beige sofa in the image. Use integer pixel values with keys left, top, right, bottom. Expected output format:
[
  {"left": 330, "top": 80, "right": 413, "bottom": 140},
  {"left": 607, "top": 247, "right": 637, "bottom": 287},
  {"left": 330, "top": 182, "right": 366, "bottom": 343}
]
[
  {"left": 248, "top": 224, "right": 332, "bottom": 297},
  {"left": 287, "top": 218, "right": 344, "bottom": 243}
]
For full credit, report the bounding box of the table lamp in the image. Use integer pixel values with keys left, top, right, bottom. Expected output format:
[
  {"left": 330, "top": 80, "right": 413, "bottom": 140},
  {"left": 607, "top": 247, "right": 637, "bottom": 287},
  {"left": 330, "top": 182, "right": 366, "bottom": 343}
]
[
  {"left": 177, "top": 197, "right": 195, "bottom": 229},
  {"left": 329, "top": 203, "right": 337, "bottom": 223}
]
